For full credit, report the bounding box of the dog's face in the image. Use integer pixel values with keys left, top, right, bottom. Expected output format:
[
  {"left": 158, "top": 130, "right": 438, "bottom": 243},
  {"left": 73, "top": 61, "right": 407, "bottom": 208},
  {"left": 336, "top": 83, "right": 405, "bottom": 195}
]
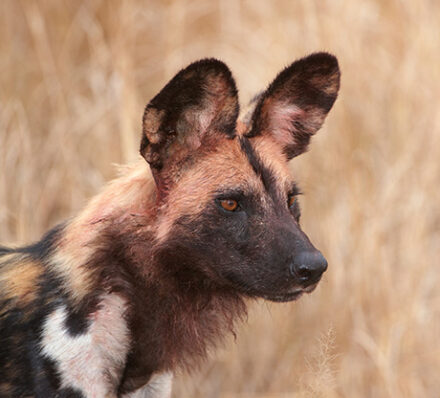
[{"left": 141, "top": 55, "right": 340, "bottom": 302}]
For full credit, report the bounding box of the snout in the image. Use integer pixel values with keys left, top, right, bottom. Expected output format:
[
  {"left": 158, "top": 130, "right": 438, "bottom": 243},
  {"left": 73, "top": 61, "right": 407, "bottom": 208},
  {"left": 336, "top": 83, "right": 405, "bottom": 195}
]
[{"left": 290, "top": 251, "right": 328, "bottom": 287}]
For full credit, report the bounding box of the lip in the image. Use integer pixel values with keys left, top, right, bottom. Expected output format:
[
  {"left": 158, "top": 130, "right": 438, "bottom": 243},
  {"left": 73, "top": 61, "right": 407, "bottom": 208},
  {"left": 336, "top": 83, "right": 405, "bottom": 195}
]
[
  {"left": 262, "top": 283, "right": 319, "bottom": 303},
  {"left": 263, "top": 290, "right": 304, "bottom": 303}
]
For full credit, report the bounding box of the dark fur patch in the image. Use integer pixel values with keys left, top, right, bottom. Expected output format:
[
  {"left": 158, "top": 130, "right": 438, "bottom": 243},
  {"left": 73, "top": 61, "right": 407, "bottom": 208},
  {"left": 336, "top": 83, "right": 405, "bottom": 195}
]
[
  {"left": 58, "top": 387, "right": 85, "bottom": 398},
  {"left": 27, "top": 339, "right": 62, "bottom": 394},
  {"left": 0, "top": 310, "right": 63, "bottom": 396},
  {"left": 8, "top": 223, "right": 66, "bottom": 260},
  {"left": 239, "top": 136, "right": 280, "bottom": 200},
  {"left": 0, "top": 246, "right": 13, "bottom": 256}
]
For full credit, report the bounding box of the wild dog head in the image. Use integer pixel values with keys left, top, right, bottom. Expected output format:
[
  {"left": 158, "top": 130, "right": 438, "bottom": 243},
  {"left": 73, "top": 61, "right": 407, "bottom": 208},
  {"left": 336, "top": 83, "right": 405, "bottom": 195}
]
[{"left": 141, "top": 54, "right": 340, "bottom": 302}]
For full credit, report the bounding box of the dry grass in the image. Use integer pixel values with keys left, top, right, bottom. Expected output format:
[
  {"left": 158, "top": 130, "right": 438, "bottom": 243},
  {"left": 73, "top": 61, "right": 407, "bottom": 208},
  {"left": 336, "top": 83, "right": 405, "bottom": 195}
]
[{"left": 1, "top": 1, "right": 439, "bottom": 397}]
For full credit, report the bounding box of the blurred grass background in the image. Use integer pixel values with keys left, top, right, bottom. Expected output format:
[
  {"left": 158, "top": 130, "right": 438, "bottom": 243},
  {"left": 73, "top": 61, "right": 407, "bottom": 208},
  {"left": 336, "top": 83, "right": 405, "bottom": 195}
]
[{"left": 1, "top": 1, "right": 439, "bottom": 397}]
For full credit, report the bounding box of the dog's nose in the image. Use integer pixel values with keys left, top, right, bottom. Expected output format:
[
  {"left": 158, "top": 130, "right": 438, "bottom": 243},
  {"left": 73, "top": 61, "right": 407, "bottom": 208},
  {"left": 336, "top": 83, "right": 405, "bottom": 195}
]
[{"left": 290, "top": 251, "right": 328, "bottom": 286}]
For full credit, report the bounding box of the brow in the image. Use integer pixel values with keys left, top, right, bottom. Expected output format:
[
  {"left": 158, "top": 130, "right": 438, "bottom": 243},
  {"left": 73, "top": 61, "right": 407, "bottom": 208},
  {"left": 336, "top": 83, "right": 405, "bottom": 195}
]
[{"left": 238, "top": 137, "right": 283, "bottom": 202}]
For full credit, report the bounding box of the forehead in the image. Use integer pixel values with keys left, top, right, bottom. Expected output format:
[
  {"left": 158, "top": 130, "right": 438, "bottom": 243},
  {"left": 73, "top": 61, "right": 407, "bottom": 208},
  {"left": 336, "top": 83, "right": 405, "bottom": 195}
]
[{"left": 170, "top": 135, "right": 293, "bottom": 206}]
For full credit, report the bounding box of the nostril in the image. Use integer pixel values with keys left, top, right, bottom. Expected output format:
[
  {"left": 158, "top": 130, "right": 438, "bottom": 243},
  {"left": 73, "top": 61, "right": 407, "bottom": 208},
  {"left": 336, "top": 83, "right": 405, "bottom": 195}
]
[
  {"left": 295, "top": 264, "right": 313, "bottom": 281},
  {"left": 290, "top": 251, "right": 328, "bottom": 284}
]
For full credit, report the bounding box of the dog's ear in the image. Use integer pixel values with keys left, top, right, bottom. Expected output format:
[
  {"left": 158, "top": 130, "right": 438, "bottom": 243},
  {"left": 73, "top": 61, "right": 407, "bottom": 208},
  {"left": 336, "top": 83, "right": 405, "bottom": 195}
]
[
  {"left": 141, "top": 59, "right": 239, "bottom": 196},
  {"left": 247, "top": 52, "right": 340, "bottom": 159}
]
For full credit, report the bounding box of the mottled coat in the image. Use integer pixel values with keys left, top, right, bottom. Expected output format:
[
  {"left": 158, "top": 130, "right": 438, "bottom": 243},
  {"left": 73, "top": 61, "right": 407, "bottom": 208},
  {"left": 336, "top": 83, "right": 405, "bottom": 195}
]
[{"left": 0, "top": 53, "right": 340, "bottom": 397}]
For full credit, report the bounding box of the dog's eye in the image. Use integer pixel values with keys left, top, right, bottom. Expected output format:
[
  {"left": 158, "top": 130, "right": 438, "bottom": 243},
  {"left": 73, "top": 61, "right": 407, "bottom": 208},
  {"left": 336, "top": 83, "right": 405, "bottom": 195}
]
[
  {"left": 219, "top": 199, "right": 239, "bottom": 212},
  {"left": 288, "top": 195, "right": 297, "bottom": 208}
]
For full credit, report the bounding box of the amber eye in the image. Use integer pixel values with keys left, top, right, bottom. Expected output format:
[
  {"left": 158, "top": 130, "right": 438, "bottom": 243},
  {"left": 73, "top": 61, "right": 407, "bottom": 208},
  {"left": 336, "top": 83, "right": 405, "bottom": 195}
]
[
  {"left": 288, "top": 195, "right": 297, "bottom": 208},
  {"left": 219, "top": 199, "right": 239, "bottom": 212}
]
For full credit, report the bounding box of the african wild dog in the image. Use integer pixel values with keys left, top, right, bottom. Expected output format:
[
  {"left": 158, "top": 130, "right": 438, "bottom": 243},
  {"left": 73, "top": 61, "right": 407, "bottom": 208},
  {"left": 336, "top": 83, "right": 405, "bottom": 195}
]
[{"left": 0, "top": 52, "right": 340, "bottom": 397}]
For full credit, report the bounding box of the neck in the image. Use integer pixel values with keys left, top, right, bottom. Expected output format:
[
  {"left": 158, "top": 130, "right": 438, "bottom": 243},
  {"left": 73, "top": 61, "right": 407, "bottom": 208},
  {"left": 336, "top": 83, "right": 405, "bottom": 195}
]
[{"left": 52, "top": 160, "right": 247, "bottom": 384}]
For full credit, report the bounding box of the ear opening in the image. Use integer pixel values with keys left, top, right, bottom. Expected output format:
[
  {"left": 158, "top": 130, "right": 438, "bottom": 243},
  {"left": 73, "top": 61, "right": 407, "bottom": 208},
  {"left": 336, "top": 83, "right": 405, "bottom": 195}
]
[{"left": 247, "top": 52, "right": 340, "bottom": 159}]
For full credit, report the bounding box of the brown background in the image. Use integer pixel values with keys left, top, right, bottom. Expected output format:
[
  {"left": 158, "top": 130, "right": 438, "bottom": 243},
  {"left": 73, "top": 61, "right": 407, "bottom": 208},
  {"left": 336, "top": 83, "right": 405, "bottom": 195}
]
[{"left": 1, "top": 1, "right": 439, "bottom": 397}]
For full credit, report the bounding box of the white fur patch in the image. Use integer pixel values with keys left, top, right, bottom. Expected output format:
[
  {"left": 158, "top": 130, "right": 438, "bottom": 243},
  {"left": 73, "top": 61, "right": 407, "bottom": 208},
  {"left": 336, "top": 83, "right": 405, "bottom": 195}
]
[
  {"left": 122, "top": 372, "right": 173, "bottom": 398},
  {"left": 41, "top": 294, "right": 130, "bottom": 397}
]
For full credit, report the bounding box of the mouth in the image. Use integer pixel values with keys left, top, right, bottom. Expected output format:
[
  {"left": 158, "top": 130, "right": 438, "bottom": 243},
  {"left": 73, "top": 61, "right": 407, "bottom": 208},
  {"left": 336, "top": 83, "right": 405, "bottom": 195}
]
[{"left": 262, "top": 283, "right": 319, "bottom": 303}]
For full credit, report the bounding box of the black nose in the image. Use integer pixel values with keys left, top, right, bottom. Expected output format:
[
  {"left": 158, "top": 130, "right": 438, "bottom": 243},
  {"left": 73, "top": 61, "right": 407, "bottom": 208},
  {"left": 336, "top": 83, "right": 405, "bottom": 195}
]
[{"left": 290, "top": 251, "right": 328, "bottom": 286}]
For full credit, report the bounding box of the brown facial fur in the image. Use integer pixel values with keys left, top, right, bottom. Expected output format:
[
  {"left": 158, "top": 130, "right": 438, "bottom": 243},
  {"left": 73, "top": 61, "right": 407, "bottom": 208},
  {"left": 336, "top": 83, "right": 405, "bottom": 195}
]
[{"left": 156, "top": 138, "right": 261, "bottom": 242}]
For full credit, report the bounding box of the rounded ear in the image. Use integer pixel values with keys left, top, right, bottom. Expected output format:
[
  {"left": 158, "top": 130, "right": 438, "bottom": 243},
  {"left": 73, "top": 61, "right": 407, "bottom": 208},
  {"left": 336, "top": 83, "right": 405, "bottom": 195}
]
[
  {"left": 140, "top": 59, "right": 239, "bottom": 195},
  {"left": 247, "top": 52, "right": 340, "bottom": 159}
]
